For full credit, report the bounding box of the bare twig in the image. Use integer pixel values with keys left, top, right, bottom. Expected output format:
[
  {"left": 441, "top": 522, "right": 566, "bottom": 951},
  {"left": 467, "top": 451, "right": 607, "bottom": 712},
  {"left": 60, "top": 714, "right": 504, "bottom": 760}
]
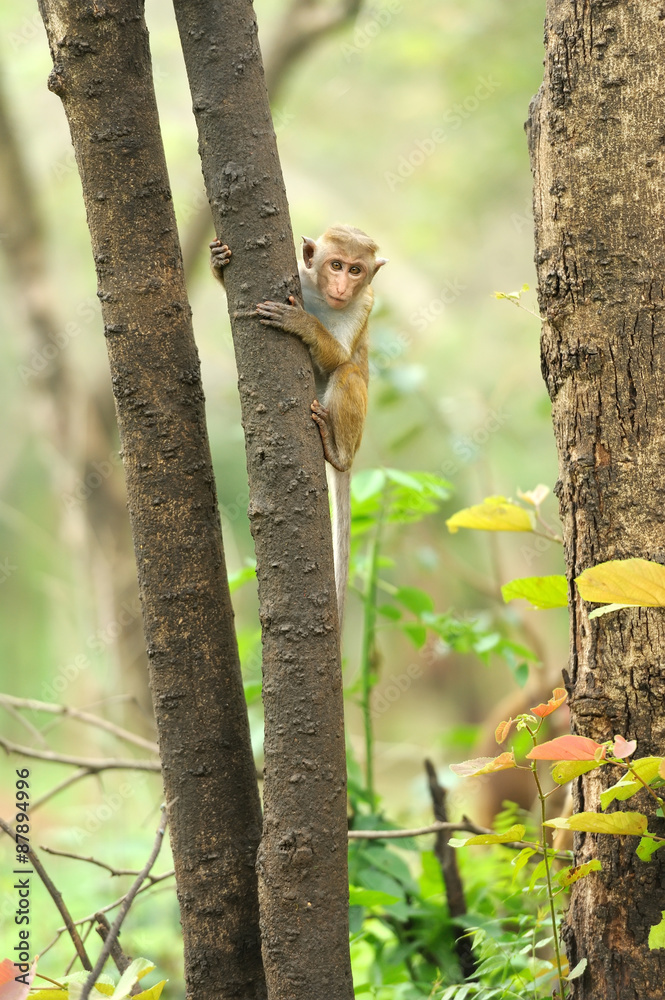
[
  {"left": 0, "top": 735, "right": 160, "bottom": 772},
  {"left": 40, "top": 844, "right": 174, "bottom": 885},
  {"left": 95, "top": 913, "right": 140, "bottom": 993},
  {"left": 0, "top": 694, "right": 158, "bottom": 754},
  {"left": 0, "top": 700, "right": 50, "bottom": 747},
  {"left": 425, "top": 759, "right": 476, "bottom": 978},
  {"left": 348, "top": 816, "right": 571, "bottom": 860},
  {"left": 49, "top": 868, "right": 176, "bottom": 942},
  {"left": 79, "top": 809, "right": 169, "bottom": 1000},
  {"left": 348, "top": 820, "right": 488, "bottom": 840},
  {"left": 0, "top": 815, "right": 92, "bottom": 971}
]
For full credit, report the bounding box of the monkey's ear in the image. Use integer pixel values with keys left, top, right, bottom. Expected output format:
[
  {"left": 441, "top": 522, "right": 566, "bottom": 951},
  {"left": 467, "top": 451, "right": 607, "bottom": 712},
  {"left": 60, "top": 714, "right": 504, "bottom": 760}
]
[
  {"left": 374, "top": 257, "right": 389, "bottom": 274},
  {"left": 302, "top": 236, "right": 317, "bottom": 268}
]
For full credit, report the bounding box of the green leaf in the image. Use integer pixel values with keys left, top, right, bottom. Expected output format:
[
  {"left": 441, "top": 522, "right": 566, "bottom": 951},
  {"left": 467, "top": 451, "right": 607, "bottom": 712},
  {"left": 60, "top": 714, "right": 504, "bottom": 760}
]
[
  {"left": 377, "top": 603, "right": 402, "bottom": 621},
  {"left": 576, "top": 557, "right": 665, "bottom": 609},
  {"left": 351, "top": 468, "right": 387, "bottom": 503},
  {"left": 348, "top": 885, "right": 400, "bottom": 907},
  {"left": 401, "top": 623, "right": 427, "bottom": 648},
  {"left": 501, "top": 575, "right": 568, "bottom": 610},
  {"left": 556, "top": 859, "right": 602, "bottom": 886},
  {"left": 529, "top": 857, "right": 547, "bottom": 890},
  {"left": 394, "top": 586, "right": 434, "bottom": 615},
  {"left": 551, "top": 759, "right": 603, "bottom": 784},
  {"left": 601, "top": 757, "right": 664, "bottom": 808},
  {"left": 110, "top": 960, "right": 156, "bottom": 1000},
  {"left": 243, "top": 681, "right": 262, "bottom": 705},
  {"left": 637, "top": 836, "right": 665, "bottom": 862},
  {"left": 566, "top": 957, "right": 588, "bottom": 981},
  {"left": 228, "top": 563, "right": 256, "bottom": 593},
  {"left": 446, "top": 496, "right": 535, "bottom": 534},
  {"left": 545, "top": 811, "right": 648, "bottom": 836},
  {"left": 511, "top": 846, "right": 535, "bottom": 878},
  {"left": 648, "top": 911, "right": 665, "bottom": 949}
]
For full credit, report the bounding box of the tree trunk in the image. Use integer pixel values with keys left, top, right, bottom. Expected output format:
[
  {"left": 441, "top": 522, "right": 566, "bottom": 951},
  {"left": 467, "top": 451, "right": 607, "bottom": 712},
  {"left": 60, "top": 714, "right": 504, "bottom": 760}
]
[
  {"left": 171, "top": 2, "right": 353, "bottom": 998},
  {"left": 36, "top": 3, "right": 265, "bottom": 998},
  {"left": 528, "top": 3, "right": 665, "bottom": 997}
]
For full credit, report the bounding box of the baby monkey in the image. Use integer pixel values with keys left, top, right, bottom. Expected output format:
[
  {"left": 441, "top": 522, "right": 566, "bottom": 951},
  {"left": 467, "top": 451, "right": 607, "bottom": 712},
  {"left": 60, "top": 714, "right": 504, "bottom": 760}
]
[{"left": 210, "top": 224, "right": 387, "bottom": 626}]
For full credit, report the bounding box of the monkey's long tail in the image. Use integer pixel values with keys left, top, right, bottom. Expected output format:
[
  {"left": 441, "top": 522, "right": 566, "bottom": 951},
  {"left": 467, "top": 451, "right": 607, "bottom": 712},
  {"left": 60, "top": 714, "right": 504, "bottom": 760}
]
[{"left": 328, "top": 466, "right": 351, "bottom": 633}]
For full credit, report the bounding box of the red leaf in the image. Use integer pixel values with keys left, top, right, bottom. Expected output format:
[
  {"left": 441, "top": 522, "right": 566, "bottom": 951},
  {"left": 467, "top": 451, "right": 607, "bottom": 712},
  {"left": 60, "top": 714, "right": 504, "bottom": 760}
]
[
  {"left": 611, "top": 735, "right": 637, "bottom": 759},
  {"left": 531, "top": 686, "right": 567, "bottom": 718},
  {"left": 0, "top": 959, "right": 36, "bottom": 1000},
  {"left": 526, "top": 735, "right": 606, "bottom": 761}
]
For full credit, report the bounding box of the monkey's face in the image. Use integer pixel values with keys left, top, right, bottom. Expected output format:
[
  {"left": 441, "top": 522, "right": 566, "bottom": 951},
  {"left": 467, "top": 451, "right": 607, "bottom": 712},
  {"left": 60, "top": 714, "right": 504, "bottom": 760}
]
[{"left": 317, "top": 256, "right": 369, "bottom": 309}]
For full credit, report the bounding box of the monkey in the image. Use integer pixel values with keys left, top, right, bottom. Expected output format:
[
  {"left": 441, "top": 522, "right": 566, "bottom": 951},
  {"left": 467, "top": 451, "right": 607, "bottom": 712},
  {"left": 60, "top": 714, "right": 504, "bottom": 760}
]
[{"left": 210, "top": 225, "right": 387, "bottom": 629}]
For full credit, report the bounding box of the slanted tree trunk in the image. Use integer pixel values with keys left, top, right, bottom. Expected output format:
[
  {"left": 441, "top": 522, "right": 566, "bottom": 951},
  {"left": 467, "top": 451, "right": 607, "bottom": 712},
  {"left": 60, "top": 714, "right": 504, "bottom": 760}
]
[
  {"left": 36, "top": 3, "right": 265, "bottom": 998},
  {"left": 172, "top": 2, "right": 353, "bottom": 997},
  {"left": 528, "top": 3, "right": 665, "bottom": 997}
]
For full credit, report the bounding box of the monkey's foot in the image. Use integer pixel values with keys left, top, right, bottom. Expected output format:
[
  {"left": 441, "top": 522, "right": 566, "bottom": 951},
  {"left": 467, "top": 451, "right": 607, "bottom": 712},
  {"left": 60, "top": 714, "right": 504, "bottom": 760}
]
[
  {"left": 311, "top": 401, "right": 350, "bottom": 472},
  {"left": 210, "top": 240, "right": 232, "bottom": 273}
]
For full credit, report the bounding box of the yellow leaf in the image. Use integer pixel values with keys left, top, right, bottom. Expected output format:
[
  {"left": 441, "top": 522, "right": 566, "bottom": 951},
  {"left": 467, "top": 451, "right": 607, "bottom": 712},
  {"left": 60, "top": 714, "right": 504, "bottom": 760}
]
[
  {"left": 551, "top": 759, "right": 603, "bottom": 784},
  {"left": 517, "top": 484, "right": 550, "bottom": 507},
  {"left": 462, "top": 823, "right": 526, "bottom": 846},
  {"left": 576, "top": 558, "right": 665, "bottom": 608},
  {"left": 446, "top": 496, "right": 534, "bottom": 534},
  {"left": 450, "top": 751, "right": 516, "bottom": 777},
  {"left": 545, "top": 810, "right": 648, "bottom": 836}
]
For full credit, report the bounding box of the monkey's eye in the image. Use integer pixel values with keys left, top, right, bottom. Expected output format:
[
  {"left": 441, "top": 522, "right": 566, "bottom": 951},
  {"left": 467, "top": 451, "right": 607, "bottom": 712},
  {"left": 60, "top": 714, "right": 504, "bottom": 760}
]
[
  {"left": 330, "top": 260, "right": 343, "bottom": 270},
  {"left": 350, "top": 266, "right": 362, "bottom": 275}
]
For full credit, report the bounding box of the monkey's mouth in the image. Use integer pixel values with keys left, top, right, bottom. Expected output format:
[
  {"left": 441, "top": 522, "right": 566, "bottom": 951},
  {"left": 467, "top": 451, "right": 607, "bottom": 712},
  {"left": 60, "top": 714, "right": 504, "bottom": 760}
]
[{"left": 327, "top": 296, "right": 349, "bottom": 308}]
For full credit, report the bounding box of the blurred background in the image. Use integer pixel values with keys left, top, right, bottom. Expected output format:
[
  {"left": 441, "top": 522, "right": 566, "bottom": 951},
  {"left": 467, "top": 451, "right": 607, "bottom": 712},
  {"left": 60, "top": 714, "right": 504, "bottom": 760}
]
[{"left": 0, "top": 0, "right": 568, "bottom": 990}]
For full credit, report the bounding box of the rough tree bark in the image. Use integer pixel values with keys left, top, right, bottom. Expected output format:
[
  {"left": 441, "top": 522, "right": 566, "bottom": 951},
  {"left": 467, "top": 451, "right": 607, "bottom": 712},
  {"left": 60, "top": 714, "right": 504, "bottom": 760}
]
[
  {"left": 528, "top": 3, "right": 665, "bottom": 997},
  {"left": 36, "top": 3, "right": 265, "bottom": 998},
  {"left": 172, "top": 2, "right": 353, "bottom": 997}
]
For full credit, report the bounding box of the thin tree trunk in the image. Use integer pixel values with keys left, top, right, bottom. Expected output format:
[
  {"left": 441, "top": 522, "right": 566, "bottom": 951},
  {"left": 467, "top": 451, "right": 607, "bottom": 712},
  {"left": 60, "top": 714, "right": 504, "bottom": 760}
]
[
  {"left": 528, "top": 3, "right": 665, "bottom": 997},
  {"left": 171, "top": 2, "right": 353, "bottom": 997},
  {"left": 36, "top": 4, "right": 265, "bottom": 998}
]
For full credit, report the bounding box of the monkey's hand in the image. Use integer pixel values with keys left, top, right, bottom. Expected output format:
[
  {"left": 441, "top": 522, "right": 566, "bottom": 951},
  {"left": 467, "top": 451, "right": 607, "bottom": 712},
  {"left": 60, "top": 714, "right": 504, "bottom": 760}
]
[
  {"left": 210, "top": 239, "right": 232, "bottom": 283},
  {"left": 255, "top": 296, "right": 304, "bottom": 334}
]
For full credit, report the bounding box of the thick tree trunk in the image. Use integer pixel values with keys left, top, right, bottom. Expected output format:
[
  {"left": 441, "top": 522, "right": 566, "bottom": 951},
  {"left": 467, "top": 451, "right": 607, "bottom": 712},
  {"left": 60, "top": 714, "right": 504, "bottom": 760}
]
[
  {"left": 528, "top": 3, "right": 665, "bottom": 997},
  {"left": 172, "top": 2, "right": 353, "bottom": 998},
  {"left": 36, "top": 3, "right": 265, "bottom": 998}
]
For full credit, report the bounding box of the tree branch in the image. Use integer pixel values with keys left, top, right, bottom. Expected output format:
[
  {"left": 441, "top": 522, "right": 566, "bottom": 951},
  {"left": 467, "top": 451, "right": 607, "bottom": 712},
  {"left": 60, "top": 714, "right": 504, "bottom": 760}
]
[
  {"left": 79, "top": 810, "right": 168, "bottom": 1000},
  {"left": 0, "top": 735, "right": 160, "bottom": 772},
  {"left": 0, "top": 815, "right": 92, "bottom": 971},
  {"left": 0, "top": 694, "right": 158, "bottom": 754},
  {"left": 40, "top": 844, "right": 174, "bottom": 885}
]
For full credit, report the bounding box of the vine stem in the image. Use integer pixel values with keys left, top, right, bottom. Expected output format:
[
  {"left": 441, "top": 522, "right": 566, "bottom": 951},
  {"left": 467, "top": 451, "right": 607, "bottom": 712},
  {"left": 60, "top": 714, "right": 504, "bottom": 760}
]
[{"left": 530, "top": 754, "right": 566, "bottom": 1000}]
